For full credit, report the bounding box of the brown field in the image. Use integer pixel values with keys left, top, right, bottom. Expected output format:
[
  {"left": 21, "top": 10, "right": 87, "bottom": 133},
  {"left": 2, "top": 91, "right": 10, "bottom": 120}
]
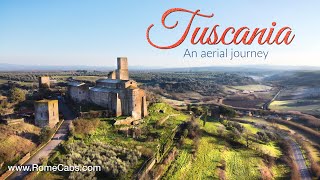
[
  {"left": 223, "top": 92, "right": 273, "bottom": 109},
  {"left": 0, "top": 122, "right": 40, "bottom": 173},
  {"left": 222, "top": 85, "right": 277, "bottom": 109}
]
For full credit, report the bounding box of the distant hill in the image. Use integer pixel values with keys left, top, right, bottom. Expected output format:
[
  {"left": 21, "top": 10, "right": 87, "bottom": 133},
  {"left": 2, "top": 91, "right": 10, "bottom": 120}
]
[
  {"left": 154, "top": 65, "right": 320, "bottom": 72},
  {"left": 0, "top": 63, "right": 320, "bottom": 72},
  {"left": 0, "top": 63, "right": 114, "bottom": 71},
  {"left": 264, "top": 71, "right": 320, "bottom": 86}
]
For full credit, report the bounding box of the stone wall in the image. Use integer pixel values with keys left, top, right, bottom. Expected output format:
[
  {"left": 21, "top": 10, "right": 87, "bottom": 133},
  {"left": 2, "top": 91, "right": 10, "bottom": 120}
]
[
  {"left": 108, "top": 71, "right": 116, "bottom": 79},
  {"left": 48, "top": 100, "right": 59, "bottom": 128},
  {"left": 89, "top": 90, "right": 113, "bottom": 109},
  {"left": 2, "top": 118, "right": 24, "bottom": 125},
  {"left": 68, "top": 85, "right": 89, "bottom": 102}
]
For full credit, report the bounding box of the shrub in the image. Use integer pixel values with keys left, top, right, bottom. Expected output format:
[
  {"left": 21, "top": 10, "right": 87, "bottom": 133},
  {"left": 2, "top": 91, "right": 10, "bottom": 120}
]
[
  {"left": 39, "top": 127, "right": 53, "bottom": 143},
  {"left": 59, "top": 142, "right": 141, "bottom": 179},
  {"left": 255, "top": 132, "right": 270, "bottom": 143},
  {"left": 72, "top": 118, "right": 100, "bottom": 137},
  {"left": 219, "top": 106, "right": 236, "bottom": 118},
  {"left": 179, "top": 117, "right": 200, "bottom": 139},
  {"left": 221, "top": 120, "right": 244, "bottom": 133},
  {"left": 8, "top": 87, "right": 26, "bottom": 103}
]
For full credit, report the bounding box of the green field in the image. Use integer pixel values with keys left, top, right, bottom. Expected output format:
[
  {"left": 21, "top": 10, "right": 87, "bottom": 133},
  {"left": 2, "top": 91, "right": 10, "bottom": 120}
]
[
  {"left": 45, "top": 102, "right": 189, "bottom": 179},
  {"left": 0, "top": 79, "right": 34, "bottom": 86},
  {"left": 269, "top": 100, "right": 320, "bottom": 115},
  {"left": 163, "top": 119, "right": 288, "bottom": 180}
]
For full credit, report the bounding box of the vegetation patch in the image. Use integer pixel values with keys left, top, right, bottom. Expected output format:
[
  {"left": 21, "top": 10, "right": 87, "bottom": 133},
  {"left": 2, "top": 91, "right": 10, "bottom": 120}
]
[
  {"left": 57, "top": 141, "right": 141, "bottom": 179},
  {"left": 0, "top": 122, "right": 40, "bottom": 174},
  {"left": 269, "top": 100, "right": 320, "bottom": 116}
]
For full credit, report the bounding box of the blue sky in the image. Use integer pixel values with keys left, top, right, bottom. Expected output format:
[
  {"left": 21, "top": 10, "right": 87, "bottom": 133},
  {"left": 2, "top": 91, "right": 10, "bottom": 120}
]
[{"left": 0, "top": 0, "right": 319, "bottom": 68}]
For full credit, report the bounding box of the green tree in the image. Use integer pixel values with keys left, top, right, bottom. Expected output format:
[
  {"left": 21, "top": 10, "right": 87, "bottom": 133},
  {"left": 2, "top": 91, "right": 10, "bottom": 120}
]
[
  {"left": 8, "top": 87, "right": 26, "bottom": 103},
  {"left": 203, "top": 106, "right": 208, "bottom": 127},
  {"left": 39, "top": 127, "right": 53, "bottom": 143},
  {"left": 219, "top": 106, "right": 236, "bottom": 118},
  {"left": 244, "top": 129, "right": 253, "bottom": 148}
]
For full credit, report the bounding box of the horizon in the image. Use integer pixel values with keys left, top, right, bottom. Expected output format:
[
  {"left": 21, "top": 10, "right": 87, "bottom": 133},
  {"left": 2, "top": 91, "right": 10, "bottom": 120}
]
[{"left": 1, "top": 61, "right": 320, "bottom": 72}]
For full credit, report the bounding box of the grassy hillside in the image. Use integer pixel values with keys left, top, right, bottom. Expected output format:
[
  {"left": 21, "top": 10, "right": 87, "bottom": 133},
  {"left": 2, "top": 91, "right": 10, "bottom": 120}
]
[
  {"left": 265, "top": 71, "right": 320, "bottom": 86},
  {"left": 163, "top": 119, "right": 289, "bottom": 180},
  {"left": 46, "top": 102, "right": 189, "bottom": 179},
  {"left": 0, "top": 122, "right": 40, "bottom": 173}
]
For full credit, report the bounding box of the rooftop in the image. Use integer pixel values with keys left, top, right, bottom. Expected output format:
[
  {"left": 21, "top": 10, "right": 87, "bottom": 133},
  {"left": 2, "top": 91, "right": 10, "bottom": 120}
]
[
  {"left": 68, "top": 81, "right": 86, "bottom": 87},
  {"left": 89, "top": 87, "right": 119, "bottom": 93},
  {"left": 35, "top": 99, "right": 58, "bottom": 103},
  {"left": 96, "top": 79, "right": 124, "bottom": 83}
]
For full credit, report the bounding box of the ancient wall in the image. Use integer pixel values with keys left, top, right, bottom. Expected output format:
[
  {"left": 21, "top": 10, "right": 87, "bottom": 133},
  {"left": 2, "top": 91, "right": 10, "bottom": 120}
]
[
  {"left": 121, "top": 88, "right": 147, "bottom": 119},
  {"left": 89, "top": 90, "right": 114, "bottom": 109},
  {"left": 48, "top": 100, "right": 59, "bottom": 128},
  {"left": 108, "top": 71, "right": 116, "bottom": 79},
  {"left": 68, "top": 85, "right": 89, "bottom": 102},
  {"left": 115, "top": 93, "right": 122, "bottom": 117},
  {"left": 96, "top": 81, "right": 118, "bottom": 88},
  {"left": 124, "top": 80, "right": 137, "bottom": 88},
  {"left": 141, "top": 90, "right": 148, "bottom": 117},
  {"left": 35, "top": 102, "right": 49, "bottom": 127},
  {"left": 131, "top": 89, "right": 142, "bottom": 119}
]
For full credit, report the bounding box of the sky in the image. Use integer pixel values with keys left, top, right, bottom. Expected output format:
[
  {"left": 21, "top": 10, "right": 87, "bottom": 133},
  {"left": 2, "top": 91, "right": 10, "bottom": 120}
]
[{"left": 0, "top": 0, "right": 319, "bottom": 68}]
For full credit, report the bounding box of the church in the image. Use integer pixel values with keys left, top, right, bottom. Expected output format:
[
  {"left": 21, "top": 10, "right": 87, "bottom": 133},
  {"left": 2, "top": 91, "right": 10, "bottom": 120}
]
[{"left": 68, "top": 57, "right": 148, "bottom": 119}]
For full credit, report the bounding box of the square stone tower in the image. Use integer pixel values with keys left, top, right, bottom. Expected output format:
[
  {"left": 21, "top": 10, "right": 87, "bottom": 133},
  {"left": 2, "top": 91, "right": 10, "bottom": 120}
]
[
  {"left": 39, "top": 76, "right": 50, "bottom": 88},
  {"left": 34, "top": 100, "right": 59, "bottom": 128},
  {"left": 116, "top": 57, "right": 129, "bottom": 80}
]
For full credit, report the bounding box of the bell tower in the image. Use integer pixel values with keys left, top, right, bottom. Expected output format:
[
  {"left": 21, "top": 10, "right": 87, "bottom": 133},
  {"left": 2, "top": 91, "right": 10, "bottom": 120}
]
[{"left": 116, "top": 57, "right": 129, "bottom": 80}]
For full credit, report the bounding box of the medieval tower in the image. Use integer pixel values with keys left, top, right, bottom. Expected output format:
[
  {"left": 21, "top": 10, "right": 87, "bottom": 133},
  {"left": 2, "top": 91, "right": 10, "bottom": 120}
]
[
  {"left": 38, "top": 76, "right": 50, "bottom": 88},
  {"left": 34, "top": 100, "right": 59, "bottom": 128},
  {"left": 116, "top": 57, "right": 129, "bottom": 80}
]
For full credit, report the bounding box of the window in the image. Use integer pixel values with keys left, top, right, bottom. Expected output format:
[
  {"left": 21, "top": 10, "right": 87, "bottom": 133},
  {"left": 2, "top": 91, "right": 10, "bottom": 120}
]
[{"left": 53, "top": 111, "right": 55, "bottom": 116}]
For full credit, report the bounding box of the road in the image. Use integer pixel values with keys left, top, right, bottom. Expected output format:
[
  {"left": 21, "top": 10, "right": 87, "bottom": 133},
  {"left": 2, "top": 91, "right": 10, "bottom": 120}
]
[
  {"left": 289, "top": 139, "right": 312, "bottom": 180},
  {"left": 262, "top": 89, "right": 282, "bottom": 110},
  {"left": 9, "top": 101, "right": 75, "bottom": 180}
]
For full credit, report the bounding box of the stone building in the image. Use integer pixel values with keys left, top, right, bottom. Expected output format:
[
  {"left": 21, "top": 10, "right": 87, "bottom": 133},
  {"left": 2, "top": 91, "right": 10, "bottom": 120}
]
[
  {"left": 68, "top": 57, "right": 148, "bottom": 119},
  {"left": 39, "top": 76, "right": 50, "bottom": 88},
  {"left": 34, "top": 100, "right": 59, "bottom": 128}
]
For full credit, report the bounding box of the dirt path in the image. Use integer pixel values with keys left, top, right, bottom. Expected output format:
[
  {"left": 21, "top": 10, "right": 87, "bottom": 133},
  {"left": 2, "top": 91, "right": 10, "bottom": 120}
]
[
  {"left": 263, "top": 89, "right": 282, "bottom": 110},
  {"left": 158, "top": 114, "right": 179, "bottom": 125}
]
